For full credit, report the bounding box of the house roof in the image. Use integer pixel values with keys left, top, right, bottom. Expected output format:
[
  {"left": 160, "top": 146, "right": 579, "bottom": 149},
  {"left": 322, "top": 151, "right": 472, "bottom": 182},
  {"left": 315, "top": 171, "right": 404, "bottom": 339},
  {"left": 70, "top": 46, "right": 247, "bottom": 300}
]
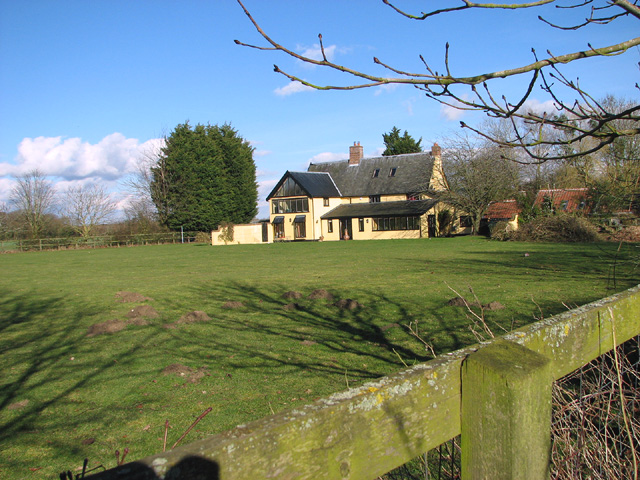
[
  {"left": 266, "top": 171, "right": 341, "bottom": 200},
  {"left": 484, "top": 200, "right": 521, "bottom": 220},
  {"left": 321, "top": 199, "right": 438, "bottom": 219},
  {"left": 308, "top": 152, "right": 435, "bottom": 197},
  {"left": 534, "top": 188, "right": 590, "bottom": 213}
]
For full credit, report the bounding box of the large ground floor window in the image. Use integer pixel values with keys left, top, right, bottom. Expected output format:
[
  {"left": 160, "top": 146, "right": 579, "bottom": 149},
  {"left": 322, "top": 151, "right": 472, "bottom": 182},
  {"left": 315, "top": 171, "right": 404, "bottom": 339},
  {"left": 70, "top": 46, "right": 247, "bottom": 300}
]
[
  {"left": 294, "top": 215, "right": 306, "bottom": 238},
  {"left": 273, "top": 222, "right": 284, "bottom": 239},
  {"left": 372, "top": 216, "right": 420, "bottom": 231}
]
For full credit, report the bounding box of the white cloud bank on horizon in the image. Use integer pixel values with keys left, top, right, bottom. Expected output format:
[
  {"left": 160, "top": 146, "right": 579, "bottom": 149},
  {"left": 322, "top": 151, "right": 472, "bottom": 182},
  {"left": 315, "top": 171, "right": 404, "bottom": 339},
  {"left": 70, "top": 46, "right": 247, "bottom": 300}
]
[
  {"left": 0, "top": 133, "right": 165, "bottom": 207},
  {"left": 0, "top": 133, "right": 164, "bottom": 181}
]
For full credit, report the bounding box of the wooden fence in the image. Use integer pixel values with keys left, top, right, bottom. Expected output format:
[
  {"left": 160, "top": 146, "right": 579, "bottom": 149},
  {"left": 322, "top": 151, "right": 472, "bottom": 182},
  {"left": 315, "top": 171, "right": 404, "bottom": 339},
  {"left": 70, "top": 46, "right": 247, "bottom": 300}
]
[
  {"left": 0, "top": 233, "right": 202, "bottom": 252},
  {"left": 89, "top": 285, "right": 640, "bottom": 480}
]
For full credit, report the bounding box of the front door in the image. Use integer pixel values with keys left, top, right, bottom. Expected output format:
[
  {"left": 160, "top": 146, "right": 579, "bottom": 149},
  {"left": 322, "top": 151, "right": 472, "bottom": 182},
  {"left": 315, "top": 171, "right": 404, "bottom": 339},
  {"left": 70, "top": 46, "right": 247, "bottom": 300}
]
[
  {"left": 339, "top": 219, "right": 353, "bottom": 240},
  {"left": 427, "top": 215, "right": 436, "bottom": 238}
]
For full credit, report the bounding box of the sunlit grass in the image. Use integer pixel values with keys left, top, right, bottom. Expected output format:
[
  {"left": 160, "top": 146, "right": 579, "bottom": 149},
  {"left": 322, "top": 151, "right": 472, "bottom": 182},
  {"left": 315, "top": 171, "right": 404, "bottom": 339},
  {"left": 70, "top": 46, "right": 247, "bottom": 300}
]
[{"left": 0, "top": 237, "right": 637, "bottom": 477}]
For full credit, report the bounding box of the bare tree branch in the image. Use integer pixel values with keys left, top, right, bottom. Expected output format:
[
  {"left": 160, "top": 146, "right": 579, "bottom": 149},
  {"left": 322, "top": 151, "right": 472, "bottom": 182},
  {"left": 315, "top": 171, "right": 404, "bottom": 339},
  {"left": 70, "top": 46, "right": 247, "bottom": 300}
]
[{"left": 235, "top": 0, "right": 640, "bottom": 161}]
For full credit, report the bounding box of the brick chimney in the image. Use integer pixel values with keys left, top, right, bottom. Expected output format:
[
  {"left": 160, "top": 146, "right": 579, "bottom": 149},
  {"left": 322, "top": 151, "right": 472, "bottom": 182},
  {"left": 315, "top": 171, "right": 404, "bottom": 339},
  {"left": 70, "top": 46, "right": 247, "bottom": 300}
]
[
  {"left": 349, "top": 141, "right": 363, "bottom": 166},
  {"left": 431, "top": 142, "right": 442, "bottom": 159},
  {"left": 430, "top": 142, "right": 447, "bottom": 191}
]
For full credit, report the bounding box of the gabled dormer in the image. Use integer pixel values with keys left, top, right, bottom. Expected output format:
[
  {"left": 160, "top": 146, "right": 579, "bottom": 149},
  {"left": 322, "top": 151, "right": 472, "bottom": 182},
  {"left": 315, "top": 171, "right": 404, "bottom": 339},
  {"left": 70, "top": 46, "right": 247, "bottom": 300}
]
[{"left": 266, "top": 171, "right": 341, "bottom": 201}]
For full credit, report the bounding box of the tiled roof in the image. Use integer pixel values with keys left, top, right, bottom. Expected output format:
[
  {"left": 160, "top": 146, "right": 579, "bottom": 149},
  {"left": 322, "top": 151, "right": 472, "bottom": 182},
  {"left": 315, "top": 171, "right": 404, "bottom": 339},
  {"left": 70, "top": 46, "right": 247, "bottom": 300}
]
[
  {"left": 534, "top": 188, "right": 590, "bottom": 213},
  {"left": 484, "top": 200, "right": 520, "bottom": 220},
  {"left": 321, "top": 199, "right": 438, "bottom": 219},
  {"left": 288, "top": 171, "right": 341, "bottom": 197},
  {"left": 308, "top": 152, "right": 435, "bottom": 197},
  {"left": 266, "top": 171, "right": 341, "bottom": 200}
]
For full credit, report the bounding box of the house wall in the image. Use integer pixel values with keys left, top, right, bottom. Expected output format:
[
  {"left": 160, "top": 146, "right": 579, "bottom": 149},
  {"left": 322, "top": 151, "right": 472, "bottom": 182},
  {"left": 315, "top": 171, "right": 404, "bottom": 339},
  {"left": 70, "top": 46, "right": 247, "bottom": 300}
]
[
  {"left": 269, "top": 196, "right": 344, "bottom": 241},
  {"left": 321, "top": 216, "right": 423, "bottom": 241},
  {"left": 310, "top": 197, "right": 343, "bottom": 239},
  {"left": 211, "top": 223, "right": 270, "bottom": 245}
]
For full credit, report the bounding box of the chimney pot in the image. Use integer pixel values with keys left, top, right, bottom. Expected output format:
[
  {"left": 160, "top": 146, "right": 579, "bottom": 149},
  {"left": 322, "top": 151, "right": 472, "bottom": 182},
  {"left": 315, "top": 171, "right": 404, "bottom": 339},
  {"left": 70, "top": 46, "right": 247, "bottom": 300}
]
[
  {"left": 349, "top": 142, "right": 364, "bottom": 165},
  {"left": 431, "top": 142, "right": 442, "bottom": 158}
]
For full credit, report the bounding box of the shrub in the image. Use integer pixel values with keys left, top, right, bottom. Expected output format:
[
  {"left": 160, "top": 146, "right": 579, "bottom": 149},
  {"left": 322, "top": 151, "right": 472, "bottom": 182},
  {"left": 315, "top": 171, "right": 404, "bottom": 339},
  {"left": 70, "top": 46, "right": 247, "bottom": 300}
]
[
  {"left": 512, "top": 214, "right": 600, "bottom": 242},
  {"left": 490, "top": 221, "right": 514, "bottom": 241}
]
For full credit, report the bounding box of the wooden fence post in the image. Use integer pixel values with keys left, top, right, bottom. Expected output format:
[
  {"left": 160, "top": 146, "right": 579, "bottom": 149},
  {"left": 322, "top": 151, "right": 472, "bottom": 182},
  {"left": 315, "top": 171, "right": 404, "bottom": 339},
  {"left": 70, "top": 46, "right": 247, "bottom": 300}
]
[{"left": 461, "top": 339, "right": 552, "bottom": 480}]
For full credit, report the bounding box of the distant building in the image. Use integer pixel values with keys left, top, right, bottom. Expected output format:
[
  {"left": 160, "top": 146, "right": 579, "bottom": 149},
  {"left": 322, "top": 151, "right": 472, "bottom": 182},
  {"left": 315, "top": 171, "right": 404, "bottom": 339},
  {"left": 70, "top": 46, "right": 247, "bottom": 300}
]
[
  {"left": 264, "top": 142, "right": 468, "bottom": 241},
  {"left": 534, "top": 188, "right": 590, "bottom": 214}
]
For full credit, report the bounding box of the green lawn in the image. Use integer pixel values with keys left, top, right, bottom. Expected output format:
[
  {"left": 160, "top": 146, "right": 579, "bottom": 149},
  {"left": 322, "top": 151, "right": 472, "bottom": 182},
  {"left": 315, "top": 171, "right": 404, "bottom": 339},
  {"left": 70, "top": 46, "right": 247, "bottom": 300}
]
[{"left": 0, "top": 237, "right": 637, "bottom": 477}]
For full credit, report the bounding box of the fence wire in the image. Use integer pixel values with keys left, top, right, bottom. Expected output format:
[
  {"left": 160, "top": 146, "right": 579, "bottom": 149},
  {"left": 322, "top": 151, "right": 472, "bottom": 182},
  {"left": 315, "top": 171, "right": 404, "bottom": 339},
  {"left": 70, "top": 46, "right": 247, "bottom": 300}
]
[{"left": 381, "top": 336, "right": 640, "bottom": 480}]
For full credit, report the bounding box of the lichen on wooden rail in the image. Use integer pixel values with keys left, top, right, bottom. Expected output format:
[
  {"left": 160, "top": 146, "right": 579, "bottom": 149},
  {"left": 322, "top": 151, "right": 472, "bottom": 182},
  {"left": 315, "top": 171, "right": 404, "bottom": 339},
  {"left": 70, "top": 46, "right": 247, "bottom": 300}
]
[
  {"left": 504, "top": 283, "right": 640, "bottom": 380},
  {"left": 88, "top": 285, "right": 640, "bottom": 480},
  {"left": 89, "top": 345, "right": 475, "bottom": 480}
]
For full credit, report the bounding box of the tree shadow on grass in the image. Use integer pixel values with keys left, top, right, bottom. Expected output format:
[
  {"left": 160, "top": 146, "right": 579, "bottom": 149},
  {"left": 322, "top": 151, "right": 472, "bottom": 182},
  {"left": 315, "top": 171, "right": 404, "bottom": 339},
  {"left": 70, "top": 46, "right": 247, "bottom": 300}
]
[{"left": 0, "top": 292, "right": 168, "bottom": 476}]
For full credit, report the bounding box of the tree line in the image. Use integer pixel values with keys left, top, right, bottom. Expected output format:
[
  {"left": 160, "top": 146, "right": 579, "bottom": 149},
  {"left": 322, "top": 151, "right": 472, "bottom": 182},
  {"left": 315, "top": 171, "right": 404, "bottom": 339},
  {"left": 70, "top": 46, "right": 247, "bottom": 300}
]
[
  {"left": 384, "top": 95, "right": 639, "bottom": 235},
  {"left": 1, "top": 122, "right": 259, "bottom": 241}
]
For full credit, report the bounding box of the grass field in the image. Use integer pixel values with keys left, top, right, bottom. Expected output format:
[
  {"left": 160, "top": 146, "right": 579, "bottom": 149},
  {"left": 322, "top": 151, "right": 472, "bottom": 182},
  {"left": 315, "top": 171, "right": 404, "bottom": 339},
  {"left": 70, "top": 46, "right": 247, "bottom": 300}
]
[{"left": 0, "top": 236, "right": 638, "bottom": 477}]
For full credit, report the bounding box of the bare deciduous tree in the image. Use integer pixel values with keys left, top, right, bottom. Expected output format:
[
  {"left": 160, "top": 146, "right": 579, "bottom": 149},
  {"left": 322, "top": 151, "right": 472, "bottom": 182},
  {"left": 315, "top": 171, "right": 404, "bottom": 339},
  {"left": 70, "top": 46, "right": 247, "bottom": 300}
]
[
  {"left": 439, "top": 131, "right": 521, "bottom": 233},
  {"left": 235, "top": 0, "right": 640, "bottom": 162},
  {"left": 122, "top": 138, "right": 167, "bottom": 228},
  {"left": 62, "top": 184, "right": 117, "bottom": 238},
  {"left": 9, "top": 169, "right": 56, "bottom": 239}
]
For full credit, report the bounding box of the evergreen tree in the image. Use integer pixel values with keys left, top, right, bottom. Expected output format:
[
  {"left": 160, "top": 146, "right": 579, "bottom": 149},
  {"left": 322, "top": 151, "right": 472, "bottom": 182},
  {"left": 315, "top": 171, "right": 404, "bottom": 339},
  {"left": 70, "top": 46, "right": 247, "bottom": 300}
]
[
  {"left": 151, "top": 122, "right": 257, "bottom": 231},
  {"left": 382, "top": 127, "right": 423, "bottom": 156}
]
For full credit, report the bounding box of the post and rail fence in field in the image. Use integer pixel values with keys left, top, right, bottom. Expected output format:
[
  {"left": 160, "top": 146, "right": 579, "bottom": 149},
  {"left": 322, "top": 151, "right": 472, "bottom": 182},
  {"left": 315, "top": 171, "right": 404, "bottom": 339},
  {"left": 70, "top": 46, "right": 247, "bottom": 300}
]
[
  {"left": 88, "top": 285, "right": 640, "bottom": 480},
  {"left": 0, "top": 233, "right": 202, "bottom": 252}
]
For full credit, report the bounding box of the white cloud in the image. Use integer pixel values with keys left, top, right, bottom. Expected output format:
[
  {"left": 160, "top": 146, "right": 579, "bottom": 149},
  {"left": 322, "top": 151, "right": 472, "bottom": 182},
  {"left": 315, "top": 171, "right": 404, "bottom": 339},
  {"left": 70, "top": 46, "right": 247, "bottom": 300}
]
[
  {"left": 374, "top": 84, "right": 399, "bottom": 96},
  {"left": 253, "top": 149, "right": 272, "bottom": 158},
  {"left": 0, "top": 178, "right": 15, "bottom": 207},
  {"left": 518, "top": 99, "right": 558, "bottom": 116},
  {"left": 0, "top": 133, "right": 161, "bottom": 181},
  {"left": 274, "top": 81, "right": 314, "bottom": 96},
  {"left": 440, "top": 96, "right": 469, "bottom": 121},
  {"left": 298, "top": 43, "right": 338, "bottom": 62},
  {"left": 308, "top": 152, "right": 348, "bottom": 164}
]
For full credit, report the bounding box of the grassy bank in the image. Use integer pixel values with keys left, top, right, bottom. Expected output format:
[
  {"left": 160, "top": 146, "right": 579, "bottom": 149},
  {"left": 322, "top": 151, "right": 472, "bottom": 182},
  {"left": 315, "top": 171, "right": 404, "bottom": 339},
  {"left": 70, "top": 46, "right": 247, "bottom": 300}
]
[{"left": 0, "top": 237, "right": 637, "bottom": 477}]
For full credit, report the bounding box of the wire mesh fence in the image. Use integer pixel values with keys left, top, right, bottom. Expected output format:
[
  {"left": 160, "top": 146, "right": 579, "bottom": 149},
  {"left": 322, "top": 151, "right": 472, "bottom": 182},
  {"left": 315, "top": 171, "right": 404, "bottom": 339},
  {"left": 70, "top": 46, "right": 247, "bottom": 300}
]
[
  {"left": 380, "top": 335, "right": 639, "bottom": 480},
  {"left": 0, "top": 232, "right": 206, "bottom": 252}
]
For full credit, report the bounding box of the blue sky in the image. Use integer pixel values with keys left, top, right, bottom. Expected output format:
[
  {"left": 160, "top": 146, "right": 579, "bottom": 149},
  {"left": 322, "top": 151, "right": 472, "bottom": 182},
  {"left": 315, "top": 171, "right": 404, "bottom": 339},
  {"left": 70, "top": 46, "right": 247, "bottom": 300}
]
[{"left": 1, "top": 0, "right": 638, "bottom": 219}]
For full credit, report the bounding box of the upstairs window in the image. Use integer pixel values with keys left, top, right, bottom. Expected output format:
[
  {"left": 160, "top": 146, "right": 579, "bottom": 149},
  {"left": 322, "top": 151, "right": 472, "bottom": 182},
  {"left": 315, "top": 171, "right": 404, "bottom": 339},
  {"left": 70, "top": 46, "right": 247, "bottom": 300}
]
[
  {"left": 369, "top": 195, "right": 381, "bottom": 203},
  {"left": 273, "top": 176, "right": 305, "bottom": 197},
  {"left": 389, "top": 167, "right": 397, "bottom": 177},
  {"left": 372, "top": 168, "right": 380, "bottom": 178},
  {"left": 272, "top": 197, "right": 309, "bottom": 214},
  {"left": 407, "top": 193, "right": 420, "bottom": 201},
  {"left": 323, "top": 197, "right": 330, "bottom": 206}
]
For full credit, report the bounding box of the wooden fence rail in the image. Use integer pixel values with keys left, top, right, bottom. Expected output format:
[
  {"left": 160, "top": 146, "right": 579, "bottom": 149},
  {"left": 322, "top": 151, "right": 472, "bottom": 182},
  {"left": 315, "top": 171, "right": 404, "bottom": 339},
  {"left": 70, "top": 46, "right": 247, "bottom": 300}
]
[{"left": 89, "top": 285, "right": 640, "bottom": 480}]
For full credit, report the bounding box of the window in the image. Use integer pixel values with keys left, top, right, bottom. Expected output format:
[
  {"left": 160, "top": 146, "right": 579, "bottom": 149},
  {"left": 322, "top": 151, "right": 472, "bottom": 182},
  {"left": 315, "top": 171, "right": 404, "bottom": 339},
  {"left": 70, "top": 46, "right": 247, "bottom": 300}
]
[
  {"left": 273, "top": 176, "right": 305, "bottom": 197},
  {"left": 372, "top": 216, "right": 420, "bottom": 231},
  {"left": 369, "top": 195, "right": 381, "bottom": 203},
  {"left": 459, "top": 216, "right": 473, "bottom": 228},
  {"left": 327, "top": 219, "right": 333, "bottom": 233},
  {"left": 273, "top": 216, "right": 285, "bottom": 239},
  {"left": 358, "top": 218, "right": 365, "bottom": 232},
  {"left": 560, "top": 200, "right": 569, "bottom": 211},
  {"left": 372, "top": 168, "right": 380, "bottom": 178},
  {"left": 294, "top": 215, "right": 306, "bottom": 239},
  {"left": 323, "top": 197, "right": 330, "bottom": 206},
  {"left": 407, "top": 193, "right": 420, "bottom": 201},
  {"left": 389, "top": 167, "right": 397, "bottom": 177},
  {"left": 272, "top": 197, "right": 309, "bottom": 214}
]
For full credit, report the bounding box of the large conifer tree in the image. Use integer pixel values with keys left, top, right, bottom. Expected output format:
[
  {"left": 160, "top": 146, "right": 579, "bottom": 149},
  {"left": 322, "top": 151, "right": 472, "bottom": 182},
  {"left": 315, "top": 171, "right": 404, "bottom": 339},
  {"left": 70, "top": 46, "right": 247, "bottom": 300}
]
[
  {"left": 151, "top": 123, "right": 257, "bottom": 231},
  {"left": 382, "top": 127, "right": 423, "bottom": 156}
]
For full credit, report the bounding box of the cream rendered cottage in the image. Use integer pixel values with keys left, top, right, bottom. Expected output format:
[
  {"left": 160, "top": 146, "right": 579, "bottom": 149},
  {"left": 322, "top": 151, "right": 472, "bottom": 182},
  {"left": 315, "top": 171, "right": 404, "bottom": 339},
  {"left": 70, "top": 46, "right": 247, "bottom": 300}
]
[{"left": 266, "top": 143, "right": 459, "bottom": 241}]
